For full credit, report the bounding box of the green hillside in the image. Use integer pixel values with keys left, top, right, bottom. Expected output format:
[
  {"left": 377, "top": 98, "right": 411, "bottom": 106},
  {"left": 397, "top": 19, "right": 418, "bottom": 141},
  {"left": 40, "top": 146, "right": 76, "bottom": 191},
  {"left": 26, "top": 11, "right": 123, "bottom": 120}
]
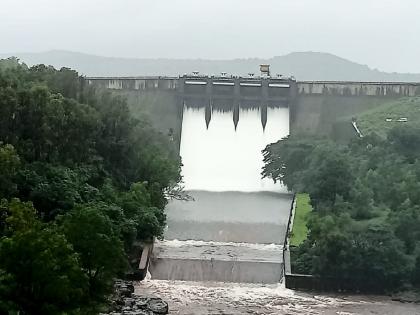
[
  {"left": 290, "top": 194, "right": 312, "bottom": 247},
  {"left": 357, "top": 97, "right": 420, "bottom": 137}
]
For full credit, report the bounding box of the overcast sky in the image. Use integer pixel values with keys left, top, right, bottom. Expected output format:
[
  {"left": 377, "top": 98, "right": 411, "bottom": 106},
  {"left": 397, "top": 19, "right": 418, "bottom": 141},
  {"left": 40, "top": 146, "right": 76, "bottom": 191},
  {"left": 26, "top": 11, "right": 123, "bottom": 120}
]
[{"left": 1, "top": 0, "right": 419, "bottom": 73}]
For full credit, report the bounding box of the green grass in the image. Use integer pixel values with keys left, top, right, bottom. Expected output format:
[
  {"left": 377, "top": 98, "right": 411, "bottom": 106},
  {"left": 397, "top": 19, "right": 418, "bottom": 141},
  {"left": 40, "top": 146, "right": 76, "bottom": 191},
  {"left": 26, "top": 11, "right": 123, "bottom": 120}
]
[
  {"left": 357, "top": 97, "right": 420, "bottom": 138},
  {"left": 290, "top": 193, "right": 312, "bottom": 246}
]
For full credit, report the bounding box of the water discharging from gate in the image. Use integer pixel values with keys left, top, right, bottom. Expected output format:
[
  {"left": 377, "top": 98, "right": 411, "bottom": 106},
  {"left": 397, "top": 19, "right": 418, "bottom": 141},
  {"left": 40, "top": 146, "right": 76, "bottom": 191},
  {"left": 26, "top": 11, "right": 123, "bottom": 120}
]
[
  {"left": 151, "top": 106, "right": 293, "bottom": 283},
  {"left": 180, "top": 107, "right": 289, "bottom": 192}
]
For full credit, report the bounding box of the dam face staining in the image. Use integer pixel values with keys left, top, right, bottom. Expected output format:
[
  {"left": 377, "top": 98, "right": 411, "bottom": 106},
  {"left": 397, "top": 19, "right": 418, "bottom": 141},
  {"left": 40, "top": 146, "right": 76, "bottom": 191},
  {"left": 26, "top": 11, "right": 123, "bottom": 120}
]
[{"left": 150, "top": 100, "right": 293, "bottom": 284}]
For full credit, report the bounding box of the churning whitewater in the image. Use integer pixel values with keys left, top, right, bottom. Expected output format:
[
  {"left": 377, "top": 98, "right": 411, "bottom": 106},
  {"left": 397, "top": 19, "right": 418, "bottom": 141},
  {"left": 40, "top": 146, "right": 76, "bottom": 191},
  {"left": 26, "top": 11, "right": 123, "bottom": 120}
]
[{"left": 180, "top": 106, "right": 289, "bottom": 192}]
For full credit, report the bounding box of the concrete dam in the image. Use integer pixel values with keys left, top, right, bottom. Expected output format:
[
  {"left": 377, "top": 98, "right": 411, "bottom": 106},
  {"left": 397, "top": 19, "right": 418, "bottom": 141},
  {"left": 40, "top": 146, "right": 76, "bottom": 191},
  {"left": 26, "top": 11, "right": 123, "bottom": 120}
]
[
  {"left": 87, "top": 75, "right": 420, "bottom": 284},
  {"left": 87, "top": 75, "right": 420, "bottom": 144}
]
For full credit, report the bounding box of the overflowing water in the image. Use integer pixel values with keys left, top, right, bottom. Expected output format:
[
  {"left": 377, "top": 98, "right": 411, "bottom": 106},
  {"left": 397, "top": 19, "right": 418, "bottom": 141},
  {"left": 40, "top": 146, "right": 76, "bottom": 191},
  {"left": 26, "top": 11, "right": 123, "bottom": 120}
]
[
  {"left": 165, "top": 190, "right": 292, "bottom": 243},
  {"left": 149, "top": 105, "right": 295, "bottom": 308},
  {"left": 180, "top": 107, "right": 289, "bottom": 192}
]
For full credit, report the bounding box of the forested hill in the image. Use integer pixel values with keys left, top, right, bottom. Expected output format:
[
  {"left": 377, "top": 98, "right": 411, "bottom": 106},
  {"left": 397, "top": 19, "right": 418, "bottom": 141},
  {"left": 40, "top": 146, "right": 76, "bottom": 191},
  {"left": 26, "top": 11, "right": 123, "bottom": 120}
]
[{"left": 2, "top": 50, "right": 420, "bottom": 81}]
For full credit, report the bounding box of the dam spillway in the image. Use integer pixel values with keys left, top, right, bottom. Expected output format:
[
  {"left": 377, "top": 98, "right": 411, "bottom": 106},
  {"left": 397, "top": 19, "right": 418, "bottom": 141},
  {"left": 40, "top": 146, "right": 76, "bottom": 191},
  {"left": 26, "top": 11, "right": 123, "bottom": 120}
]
[
  {"left": 180, "top": 107, "right": 289, "bottom": 192},
  {"left": 150, "top": 105, "right": 293, "bottom": 283}
]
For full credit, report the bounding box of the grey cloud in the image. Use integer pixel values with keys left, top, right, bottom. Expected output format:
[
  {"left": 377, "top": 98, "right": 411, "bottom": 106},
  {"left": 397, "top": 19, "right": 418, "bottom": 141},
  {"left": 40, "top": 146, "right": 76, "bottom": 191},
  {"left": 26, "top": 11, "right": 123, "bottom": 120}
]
[{"left": 0, "top": 0, "right": 419, "bottom": 72}]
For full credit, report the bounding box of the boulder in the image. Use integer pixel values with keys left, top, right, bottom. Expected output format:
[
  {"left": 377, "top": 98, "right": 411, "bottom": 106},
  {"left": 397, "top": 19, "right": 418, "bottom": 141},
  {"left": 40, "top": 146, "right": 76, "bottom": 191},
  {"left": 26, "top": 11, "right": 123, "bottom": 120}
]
[{"left": 147, "top": 297, "right": 169, "bottom": 314}]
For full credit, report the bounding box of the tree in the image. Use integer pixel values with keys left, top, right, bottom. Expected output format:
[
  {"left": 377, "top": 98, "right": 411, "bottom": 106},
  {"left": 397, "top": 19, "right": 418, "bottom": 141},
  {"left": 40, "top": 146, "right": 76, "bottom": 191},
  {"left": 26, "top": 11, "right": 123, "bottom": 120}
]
[
  {"left": 1, "top": 198, "right": 38, "bottom": 236},
  {"left": 17, "top": 164, "right": 97, "bottom": 220},
  {"left": 61, "top": 205, "right": 127, "bottom": 299},
  {"left": 305, "top": 214, "right": 409, "bottom": 291},
  {"left": 390, "top": 205, "right": 420, "bottom": 254},
  {"left": 388, "top": 125, "right": 420, "bottom": 162},
  {"left": 262, "top": 130, "right": 420, "bottom": 291},
  {"left": 304, "top": 148, "right": 354, "bottom": 208},
  {"left": 262, "top": 135, "right": 319, "bottom": 190},
  {"left": 0, "top": 144, "right": 20, "bottom": 199},
  {"left": 0, "top": 199, "right": 88, "bottom": 314},
  {"left": 0, "top": 59, "right": 181, "bottom": 311},
  {"left": 118, "top": 182, "right": 166, "bottom": 240}
]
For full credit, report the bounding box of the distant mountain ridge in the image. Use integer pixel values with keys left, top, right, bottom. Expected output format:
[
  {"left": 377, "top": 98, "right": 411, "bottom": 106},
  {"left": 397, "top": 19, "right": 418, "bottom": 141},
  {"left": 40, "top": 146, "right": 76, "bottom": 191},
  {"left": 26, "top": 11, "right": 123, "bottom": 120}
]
[{"left": 1, "top": 50, "right": 420, "bottom": 82}]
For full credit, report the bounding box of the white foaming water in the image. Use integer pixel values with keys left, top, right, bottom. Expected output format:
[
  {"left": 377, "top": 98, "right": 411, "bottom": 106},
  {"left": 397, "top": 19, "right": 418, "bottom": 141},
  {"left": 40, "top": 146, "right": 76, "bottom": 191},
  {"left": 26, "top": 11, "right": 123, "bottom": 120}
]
[
  {"left": 137, "top": 279, "right": 413, "bottom": 314},
  {"left": 180, "top": 107, "right": 289, "bottom": 192},
  {"left": 159, "top": 239, "right": 283, "bottom": 251}
]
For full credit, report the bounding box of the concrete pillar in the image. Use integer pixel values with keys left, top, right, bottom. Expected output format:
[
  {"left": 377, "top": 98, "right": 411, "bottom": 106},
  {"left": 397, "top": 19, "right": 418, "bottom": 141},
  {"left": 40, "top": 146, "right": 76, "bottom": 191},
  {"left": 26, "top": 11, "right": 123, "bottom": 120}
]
[
  {"left": 176, "top": 96, "right": 184, "bottom": 152},
  {"left": 261, "top": 79, "right": 269, "bottom": 103},
  {"left": 284, "top": 245, "right": 291, "bottom": 275},
  {"left": 205, "top": 77, "right": 213, "bottom": 97},
  {"left": 233, "top": 100, "right": 240, "bottom": 130},
  {"left": 139, "top": 244, "right": 151, "bottom": 270},
  {"left": 261, "top": 104, "right": 267, "bottom": 131},
  {"left": 178, "top": 76, "right": 185, "bottom": 95},
  {"left": 234, "top": 78, "right": 241, "bottom": 99},
  {"left": 289, "top": 81, "right": 298, "bottom": 134},
  {"left": 205, "top": 78, "right": 212, "bottom": 129}
]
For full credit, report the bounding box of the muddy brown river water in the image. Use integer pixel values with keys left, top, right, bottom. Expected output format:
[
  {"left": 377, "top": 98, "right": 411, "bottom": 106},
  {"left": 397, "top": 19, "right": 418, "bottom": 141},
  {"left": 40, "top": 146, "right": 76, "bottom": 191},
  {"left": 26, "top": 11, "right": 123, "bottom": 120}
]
[{"left": 136, "top": 279, "right": 420, "bottom": 315}]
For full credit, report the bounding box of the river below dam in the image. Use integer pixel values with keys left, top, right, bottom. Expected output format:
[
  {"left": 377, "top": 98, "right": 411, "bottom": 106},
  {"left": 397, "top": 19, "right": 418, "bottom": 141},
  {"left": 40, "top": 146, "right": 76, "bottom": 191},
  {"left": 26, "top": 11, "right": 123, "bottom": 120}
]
[{"left": 136, "top": 279, "right": 420, "bottom": 315}]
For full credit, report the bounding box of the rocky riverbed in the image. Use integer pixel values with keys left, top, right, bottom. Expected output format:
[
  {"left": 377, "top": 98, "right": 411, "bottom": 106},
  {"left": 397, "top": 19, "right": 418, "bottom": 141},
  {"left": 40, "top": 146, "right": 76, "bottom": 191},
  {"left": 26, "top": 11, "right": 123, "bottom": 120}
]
[{"left": 102, "top": 280, "right": 168, "bottom": 315}]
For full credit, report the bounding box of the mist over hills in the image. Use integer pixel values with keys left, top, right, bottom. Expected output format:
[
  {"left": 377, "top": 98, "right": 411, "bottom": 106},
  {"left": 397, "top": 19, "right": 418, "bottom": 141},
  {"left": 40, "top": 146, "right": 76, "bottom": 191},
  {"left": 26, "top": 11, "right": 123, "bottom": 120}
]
[{"left": 2, "top": 50, "right": 420, "bottom": 82}]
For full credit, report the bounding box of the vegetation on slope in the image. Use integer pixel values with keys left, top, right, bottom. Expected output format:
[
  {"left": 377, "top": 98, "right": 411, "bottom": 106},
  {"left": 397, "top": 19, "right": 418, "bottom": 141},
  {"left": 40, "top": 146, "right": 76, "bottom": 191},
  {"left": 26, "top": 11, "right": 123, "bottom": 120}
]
[
  {"left": 290, "top": 194, "right": 311, "bottom": 247},
  {"left": 357, "top": 97, "right": 420, "bottom": 137},
  {"left": 263, "top": 128, "right": 420, "bottom": 292},
  {"left": 0, "top": 57, "right": 181, "bottom": 314}
]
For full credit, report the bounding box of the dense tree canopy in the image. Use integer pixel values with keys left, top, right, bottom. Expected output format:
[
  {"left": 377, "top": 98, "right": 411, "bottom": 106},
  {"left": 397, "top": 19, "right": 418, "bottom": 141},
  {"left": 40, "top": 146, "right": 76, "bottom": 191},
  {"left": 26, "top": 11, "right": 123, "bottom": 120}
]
[
  {"left": 0, "top": 57, "right": 181, "bottom": 313},
  {"left": 263, "top": 128, "right": 420, "bottom": 291},
  {"left": 0, "top": 199, "right": 89, "bottom": 314}
]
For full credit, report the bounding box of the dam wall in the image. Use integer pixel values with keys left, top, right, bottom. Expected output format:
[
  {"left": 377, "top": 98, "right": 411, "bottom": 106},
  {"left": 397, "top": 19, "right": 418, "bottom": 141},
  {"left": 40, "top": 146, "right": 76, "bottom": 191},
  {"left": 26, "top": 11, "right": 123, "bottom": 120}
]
[
  {"left": 292, "top": 81, "right": 420, "bottom": 136},
  {"left": 298, "top": 81, "right": 420, "bottom": 97},
  {"left": 292, "top": 94, "right": 396, "bottom": 137},
  {"left": 87, "top": 77, "right": 420, "bottom": 139},
  {"left": 109, "top": 88, "right": 182, "bottom": 148},
  {"left": 151, "top": 257, "right": 283, "bottom": 283}
]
